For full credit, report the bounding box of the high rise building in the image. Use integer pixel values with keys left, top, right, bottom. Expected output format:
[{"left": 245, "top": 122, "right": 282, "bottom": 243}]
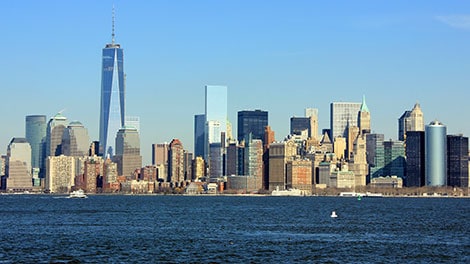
[
  {"left": 152, "top": 143, "right": 168, "bottom": 166},
  {"left": 398, "top": 103, "right": 424, "bottom": 141},
  {"left": 305, "top": 108, "right": 319, "bottom": 141},
  {"left": 226, "top": 141, "right": 239, "bottom": 176},
  {"left": 405, "top": 131, "right": 425, "bottom": 187},
  {"left": 4, "top": 138, "right": 32, "bottom": 191},
  {"left": 290, "top": 117, "right": 311, "bottom": 137},
  {"left": 244, "top": 136, "right": 263, "bottom": 187},
  {"left": 425, "top": 120, "right": 447, "bottom": 186},
  {"left": 61, "top": 121, "right": 90, "bottom": 157},
  {"left": 168, "top": 139, "right": 184, "bottom": 185},
  {"left": 286, "top": 158, "right": 312, "bottom": 194},
  {"left": 358, "top": 96, "right": 371, "bottom": 134},
  {"left": 46, "top": 113, "right": 68, "bottom": 158},
  {"left": 268, "top": 139, "right": 297, "bottom": 191},
  {"left": 183, "top": 151, "right": 193, "bottom": 182},
  {"left": 447, "top": 135, "right": 469, "bottom": 188},
  {"left": 46, "top": 155, "right": 75, "bottom": 193},
  {"left": 194, "top": 114, "right": 205, "bottom": 158},
  {"left": 114, "top": 126, "right": 142, "bottom": 177},
  {"left": 366, "top": 133, "right": 385, "bottom": 180},
  {"left": 25, "top": 115, "right": 46, "bottom": 170},
  {"left": 204, "top": 85, "right": 227, "bottom": 171},
  {"left": 383, "top": 140, "right": 405, "bottom": 179},
  {"left": 330, "top": 102, "right": 361, "bottom": 139},
  {"left": 99, "top": 10, "right": 125, "bottom": 157},
  {"left": 237, "top": 110, "right": 268, "bottom": 143}
]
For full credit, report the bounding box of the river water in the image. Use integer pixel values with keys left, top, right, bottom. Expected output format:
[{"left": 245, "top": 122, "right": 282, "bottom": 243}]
[{"left": 0, "top": 195, "right": 468, "bottom": 263}]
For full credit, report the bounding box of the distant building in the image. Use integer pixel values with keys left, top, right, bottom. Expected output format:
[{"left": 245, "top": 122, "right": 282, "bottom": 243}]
[
  {"left": 152, "top": 143, "right": 168, "bottom": 167},
  {"left": 46, "top": 112, "right": 68, "bottom": 158},
  {"left": 4, "top": 138, "right": 32, "bottom": 192},
  {"left": 46, "top": 155, "right": 75, "bottom": 193},
  {"left": 290, "top": 117, "right": 311, "bottom": 137},
  {"left": 192, "top": 157, "right": 205, "bottom": 181},
  {"left": 330, "top": 102, "right": 361, "bottom": 140},
  {"left": 370, "top": 176, "right": 403, "bottom": 188},
  {"left": 366, "top": 133, "right": 385, "bottom": 179},
  {"left": 244, "top": 136, "right": 263, "bottom": 190},
  {"left": 114, "top": 126, "right": 142, "bottom": 177},
  {"left": 125, "top": 116, "right": 140, "bottom": 132},
  {"left": 268, "top": 140, "right": 297, "bottom": 190},
  {"left": 358, "top": 96, "right": 371, "bottom": 134},
  {"left": 25, "top": 115, "right": 47, "bottom": 170},
  {"left": 194, "top": 114, "right": 205, "bottom": 158},
  {"left": 238, "top": 110, "right": 268, "bottom": 144},
  {"left": 425, "top": 120, "right": 447, "bottom": 186},
  {"left": 398, "top": 103, "right": 424, "bottom": 141},
  {"left": 99, "top": 26, "right": 125, "bottom": 157},
  {"left": 61, "top": 121, "right": 90, "bottom": 157},
  {"left": 406, "top": 131, "right": 425, "bottom": 187},
  {"left": 305, "top": 108, "right": 319, "bottom": 141},
  {"left": 447, "top": 135, "right": 469, "bottom": 188},
  {"left": 286, "top": 158, "right": 312, "bottom": 194},
  {"left": 168, "top": 139, "right": 184, "bottom": 185}
]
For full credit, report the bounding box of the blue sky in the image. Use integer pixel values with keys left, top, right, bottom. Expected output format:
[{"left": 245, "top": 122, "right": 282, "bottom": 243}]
[{"left": 1, "top": 0, "right": 469, "bottom": 165}]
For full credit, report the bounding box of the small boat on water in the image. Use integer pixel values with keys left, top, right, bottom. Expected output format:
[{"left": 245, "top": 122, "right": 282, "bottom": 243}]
[
  {"left": 271, "top": 186, "right": 302, "bottom": 196},
  {"left": 69, "top": 189, "right": 87, "bottom": 198}
]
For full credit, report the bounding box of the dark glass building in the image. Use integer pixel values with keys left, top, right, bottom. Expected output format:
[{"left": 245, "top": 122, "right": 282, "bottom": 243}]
[
  {"left": 405, "top": 131, "right": 425, "bottom": 187},
  {"left": 99, "top": 20, "right": 125, "bottom": 157},
  {"left": 25, "top": 115, "right": 46, "bottom": 170},
  {"left": 447, "top": 135, "right": 469, "bottom": 187},
  {"left": 237, "top": 110, "right": 268, "bottom": 143},
  {"left": 194, "top": 114, "right": 205, "bottom": 158},
  {"left": 290, "top": 117, "right": 310, "bottom": 136}
]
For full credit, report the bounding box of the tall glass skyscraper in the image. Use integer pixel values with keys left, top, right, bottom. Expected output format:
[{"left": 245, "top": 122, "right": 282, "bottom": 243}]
[
  {"left": 425, "top": 120, "right": 447, "bottom": 186},
  {"left": 194, "top": 114, "right": 205, "bottom": 158},
  {"left": 238, "top": 110, "right": 268, "bottom": 143},
  {"left": 330, "top": 102, "right": 361, "bottom": 139},
  {"left": 25, "top": 115, "right": 46, "bottom": 169},
  {"left": 99, "top": 11, "right": 125, "bottom": 157}
]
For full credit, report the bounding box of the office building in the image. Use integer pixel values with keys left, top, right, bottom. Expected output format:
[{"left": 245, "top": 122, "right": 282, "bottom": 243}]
[
  {"left": 330, "top": 102, "right": 361, "bottom": 139},
  {"left": 168, "top": 139, "right": 184, "bottom": 185},
  {"left": 4, "top": 138, "right": 32, "bottom": 191},
  {"left": 286, "top": 158, "right": 312, "bottom": 194},
  {"left": 25, "top": 115, "right": 47, "bottom": 170},
  {"left": 290, "top": 117, "right": 311, "bottom": 137},
  {"left": 99, "top": 12, "right": 125, "bottom": 157},
  {"left": 194, "top": 114, "right": 205, "bottom": 158},
  {"left": 305, "top": 108, "right": 319, "bottom": 141},
  {"left": 46, "top": 112, "right": 68, "bottom": 158},
  {"left": 447, "top": 135, "right": 469, "bottom": 187},
  {"left": 114, "top": 126, "right": 142, "bottom": 177},
  {"left": 61, "top": 121, "right": 90, "bottom": 157},
  {"left": 398, "top": 103, "right": 424, "bottom": 141},
  {"left": 358, "top": 96, "right": 371, "bottom": 134},
  {"left": 237, "top": 110, "right": 268, "bottom": 143},
  {"left": 425, "top": 120, "right": 447, "bottom": 186},
  {"left": 383, "top": 140, "right": 405, "bottom": 179},
  {"left": 366, "top": 134, "right": 385, "bottom": 179},
  {"left": 268, "top": 139, "right": 297, "bottom": 190},
  {"left": 46, "top": 155, "right": 75, "bottom": 193},
  {"left": 244, "top": 136, "right": 263, "bottom": 191},
  {"left": 405, "top": 131, "right": 425, "bottom": 187}
]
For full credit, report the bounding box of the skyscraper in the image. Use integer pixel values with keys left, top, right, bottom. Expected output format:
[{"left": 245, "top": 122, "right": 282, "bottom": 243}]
[
  {"left": 194, "top": 114, "right": 205, "bottom": 158},
  {"left": 330, "top": 102, "right": 361, "bottom": 139},
  {"left": 358, "top": 96, "right": 371, "bottom": 134},
  {"left": 114, "top": 126, "right": 141, "bottom": 177},
  {"left": 405, "top": 131, "right": 425, "bottom": 187},
  {"left": 99, "top": 9, "right": 125, "bottom": 157},
  {"left": 398, "top": 103, "right": 424, "bottom": 141},
  {"left": 61, "top": 121, "right": 90, "bottom": 157},
  {"left": 305, "top": 108, "right": 319, "bottom": 141},
  {"left": 168, "top": 139, "right": 184, "bottom": 185},
  {"left": 425, "top": 120, "right": 447, "bottom": 186},
  {"left": 447, "top": 135, "right": 468, "bottom": 188},
  {"left": 46, "top": 113, "right": 68, "bottom": 158},
  {"left": 237, "top": 110, "right": 268, "bottom": 143},
  {"left": 5, "top": 138, "right": 32, "bottom": 191},
  {"left": 25, "top": 115, "right": 46, "bottom": 170},
  {"left": 290, "top": 117, "right": 311, "bottom": 137}
]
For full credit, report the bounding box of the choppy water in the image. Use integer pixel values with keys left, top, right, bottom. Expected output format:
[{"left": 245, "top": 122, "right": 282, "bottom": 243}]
[{"left": 0, "top": 195, "right": 468, "bottom": 263}]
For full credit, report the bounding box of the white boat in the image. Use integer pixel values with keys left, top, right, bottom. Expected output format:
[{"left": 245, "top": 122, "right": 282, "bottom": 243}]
[
  {"left": 271, "top": 186, "right": 302, "bottom": 196},
  {"left": 365, "top": 192, "right": 383, "bottom": 198},
  {"left": 69, "top": 189, "right": 88, "bottom": 198},
  {"left": 331, "top": 211, "right": 338, "bottom": 218}
]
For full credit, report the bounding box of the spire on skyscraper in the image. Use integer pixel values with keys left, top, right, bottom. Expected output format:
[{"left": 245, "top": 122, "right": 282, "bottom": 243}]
[
  {"left": 360, "top": 95, "right": 369, "bottom": 113},
  {"left": 112, "top": 5, "right": 115, "bottom": 44}
]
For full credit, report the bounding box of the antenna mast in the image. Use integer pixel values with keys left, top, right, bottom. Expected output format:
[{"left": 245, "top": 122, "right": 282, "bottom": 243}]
[{"left": 112, "top": 5, "right": 115, "bottom": 44}]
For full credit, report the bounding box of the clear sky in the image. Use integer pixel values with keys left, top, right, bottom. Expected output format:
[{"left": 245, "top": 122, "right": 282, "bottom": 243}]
[{"left": 1, "top": 0, "right": 469, "bottom": 165}]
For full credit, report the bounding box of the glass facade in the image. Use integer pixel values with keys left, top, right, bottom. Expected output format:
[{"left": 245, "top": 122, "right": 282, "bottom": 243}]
[
  {"left": 99, "top": 43, "right": 125, "bottom": 157},
  {"left": 425, "top": 121, "right": 447, "bottom": 186},
  {"left": 290, "top": 117, "right": 310, "bottom": 137},
  {"left": 61, "top": 121, "right": 91, "bottom": 157},
  {"left": 194, "top": 114, "right": 205, "bottom": 158},
  {"left": 405, "top": 131, "right": 425, "bottom": 187},
  {"left": 330, "top": 102, "right": 361, "bottom": 139},
  {"left": 238, "top": 110, "right": 268, "bottom": 143},
  {"left": 447, "top": 135, "right": 469, "bottom": 188},
  {"left": 46, "top": 113, "right": 68, "bottom": 158},
  {"left": 25, "top": 115, "right": 46, "bottom": 169}
]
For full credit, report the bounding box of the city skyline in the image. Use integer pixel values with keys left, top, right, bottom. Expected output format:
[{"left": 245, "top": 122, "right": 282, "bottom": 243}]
[{"left": 1, "top": 1, "right": 470, "bottom": 165}]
